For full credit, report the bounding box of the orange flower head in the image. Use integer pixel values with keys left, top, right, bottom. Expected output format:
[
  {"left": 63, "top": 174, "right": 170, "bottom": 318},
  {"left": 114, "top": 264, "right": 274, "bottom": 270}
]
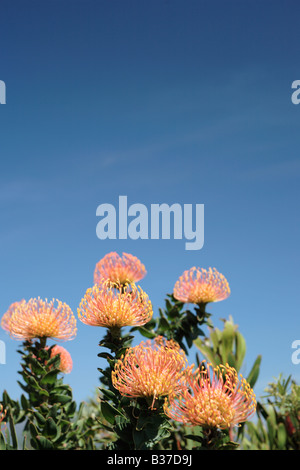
[
  {"left": 6, "top": 297, "right": 77, "bottom": 341},
  {"left": 94, "top": 252, "right": 146, "bottom": 285},
  {"left": 173, "top": 267, "right": 230, "bottom": 305},
  {"left": 50, "top": 345, "right": 73, "bottom": 374},
  {"left": 112, "top": 336, "right": 193, "bottom": 409},
  {"left": 78, "top": 280, "right": 153, "bottom": 328},
  {"left": 1, "top": 300, "right": 26, "bottom": 332},
  {"left": 164, "top": 361, "right": 256, "bottom": 429}
]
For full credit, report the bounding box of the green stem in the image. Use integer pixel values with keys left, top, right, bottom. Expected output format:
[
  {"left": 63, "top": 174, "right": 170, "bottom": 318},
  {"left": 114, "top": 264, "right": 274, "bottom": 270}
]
[{"left": 38, "top": 337, "right": 47, "bottom": 350}]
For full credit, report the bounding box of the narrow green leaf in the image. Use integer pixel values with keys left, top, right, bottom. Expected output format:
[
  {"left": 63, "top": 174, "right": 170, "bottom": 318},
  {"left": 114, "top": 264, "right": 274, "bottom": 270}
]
[
  {"left": 51, "top": 394, "right": 72, "bottom": 405},
  {"left": 235, "top": 331, "right": 246, "bottom": 372},
  {"left": 220, "top": 320, "right": 235, "bottom": 364},
  {"left": 0, "top": 431, "right": 6, "bottom": 450},
  {"left": 135, "top": 326, "right": 156, "bottom": 339},
  {"left": 246, "top": 355, "right": 262, "bottom": 388},
  {"left": 7, "top": 410, "right": 18, "bottom": 449},
  {"left": 277, "top": 422, "right": 287, "bottom": 450},
  {"left": 21, "top": 394, "right": 29, "bottom": 411}
]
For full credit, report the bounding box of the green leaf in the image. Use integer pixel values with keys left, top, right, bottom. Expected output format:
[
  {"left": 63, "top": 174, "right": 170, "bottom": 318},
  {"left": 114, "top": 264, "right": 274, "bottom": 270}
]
[
  {"left": 235, "top": 331, "right": 246, "bottom": 372},
  {"left": 20, "top": 394, "right": 29, "bottom": 411},
  {"left": 220, "top": 320, "right": 235, "bottom": 364},
  {"left": 135, "top": 326, "right": 156, "bottom": 339},
  {"left": 51, "top": 394, "right": 72, "bottom": 405},
  {"left": 277, "top": 422, "right": 287, "bottom": 450},
  {"left": 65, "top": 400, "right": 77, "bottom": 417},
  {"left": 43, "top": 417, "right": 58, "bottom": 439},
  {"left": 17, "top": 380, "right": 29, "bottom": 394},
  {"left": 32, "top": 410, "right": 46, "bottom": 426},
  {"left": 40, "top": 369, "right": 60, "bottom": 385},
  {"left": 48, "top": 404, "right": 58, "bottom": 420},
  {"left": 100, "top": 388, "right": 117, "bottom": 401},
  {"left": 36, "top": 435, "right": 54, "bottom": 449},
  {"left": 133, "top": 428, "right": 147, "bottom": 450},
  {"left": 101, "top": 401, "right": 121, "bottom": 425},
  {"left": 98, "top": 352, "right": 114, "bottom": 360},
  {"left": 45, "top": 355, "right": 61, "bottom": 368},
  {"left": 0, "top": 431, "right": 6, "bottom": 450},
  {"left": 209, "top": 327, "right": 221, "bottom": 352},
  {"left": 158, "top": 316, "right": 170, "bottom": 332},
  {"left": 184, "top": 434, "right": 203, "bottom": 444},
  {"left": 27, "top": 357, "right": 46, "bottom": 375},
  {"left": 194, "top": 339, "right": 219, "bottom": 366},
  {"left": 246, "top": 355, "right": 262, "bottom": 388},
  {"left": 29, "top": 421, "right": 39, "bottom": 438}
]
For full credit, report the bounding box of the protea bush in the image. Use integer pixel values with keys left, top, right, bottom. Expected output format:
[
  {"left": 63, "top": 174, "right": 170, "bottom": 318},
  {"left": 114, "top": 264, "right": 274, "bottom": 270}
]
[{"left": 0, "top": 252, "right": 297, "bottom": 451}]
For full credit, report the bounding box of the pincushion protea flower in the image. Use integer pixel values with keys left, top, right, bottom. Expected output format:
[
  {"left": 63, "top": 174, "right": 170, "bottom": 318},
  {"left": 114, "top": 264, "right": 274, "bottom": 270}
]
[
  {"left": 94, "top": 252, "right": 146, "bottom": 285},
  {"left": 78, "top": 280, "right": 153, "bottom": 328},
  {"left": 112, "top": 336, "right": 193, "bottom": 409},
  {"left": 50, "top": 345, "right": 73, "bottom": 374},
  {"left": 4, "top": 297, "right": 77, "bottom": 342},
  {"left": 173, "top": 267, "right": 230, "bottom": 305},
  {"left": 164, "top": 361, "right": 256, "bottom": 429},
  {"left": 1, "top": 300, "right": 26, "bottom": 332}
]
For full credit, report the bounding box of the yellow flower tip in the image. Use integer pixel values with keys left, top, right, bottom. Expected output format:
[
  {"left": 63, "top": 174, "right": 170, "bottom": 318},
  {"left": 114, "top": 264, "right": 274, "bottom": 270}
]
[
  {"left": 5, "top": 297, "right": 77, "bottom": 342},
  {"left": 49, "top": 345, "right": 73, "bottom": 374},
  {"left": 164, "top": 361, "right": 256, "bottom": 430},
  {"left": 173, "top": 267, "right": 230, "bottom": 305},
  {"left": 94, "top": 252, "right": 147, "bottom": 285},
  {"left": 111, "top": 336, "right": 190, "bottom": 409},
  {"left": 78, "top": 279, "right": 153, "bottom": 328}
]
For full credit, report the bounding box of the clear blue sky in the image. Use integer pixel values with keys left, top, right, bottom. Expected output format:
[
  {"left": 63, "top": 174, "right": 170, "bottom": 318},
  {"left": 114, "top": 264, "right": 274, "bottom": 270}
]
[{"left": 0, "top": 0, "right": 299, "bottom": 405}]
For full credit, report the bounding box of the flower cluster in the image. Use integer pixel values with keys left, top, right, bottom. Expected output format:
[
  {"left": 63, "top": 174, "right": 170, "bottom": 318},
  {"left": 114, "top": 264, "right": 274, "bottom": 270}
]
[{"left": 0, "top": 251, "right": 258, "bottom": 450}]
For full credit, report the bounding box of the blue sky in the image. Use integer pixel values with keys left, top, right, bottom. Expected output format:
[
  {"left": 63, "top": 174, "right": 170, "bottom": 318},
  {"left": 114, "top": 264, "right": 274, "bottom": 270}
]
[{"left": 0, "top": 0, "right": 299, "bottom": 405}]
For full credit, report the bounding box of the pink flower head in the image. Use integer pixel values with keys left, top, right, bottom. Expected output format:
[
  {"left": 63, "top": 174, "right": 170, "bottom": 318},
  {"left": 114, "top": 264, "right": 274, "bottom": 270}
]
[
  {"left": 49, "top": 345, "right": 73, "bottom": 374},
  {"left": 5, "top": 297, "right": 77, "bottom": 341},
  {"left": 78, "top": 279, "right": 153, "bottom": 329},
  {"left": 94, "top": 252, "right": 146, "bottom": 285},
  {"left": 164, "top": 361, "right": 256, "bottom": 429},
  {"left": 173, "top": 267, "right": 230, "bottom": 305},
  {"left": 112, "top": 336, "right": 193, "bottom": 409}
]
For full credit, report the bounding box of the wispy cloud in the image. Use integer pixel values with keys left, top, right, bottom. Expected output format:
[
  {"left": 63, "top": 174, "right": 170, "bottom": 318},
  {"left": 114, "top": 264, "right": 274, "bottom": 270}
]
[{"left": 239, "top": 158, "right": 300, "bottom": 182}]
